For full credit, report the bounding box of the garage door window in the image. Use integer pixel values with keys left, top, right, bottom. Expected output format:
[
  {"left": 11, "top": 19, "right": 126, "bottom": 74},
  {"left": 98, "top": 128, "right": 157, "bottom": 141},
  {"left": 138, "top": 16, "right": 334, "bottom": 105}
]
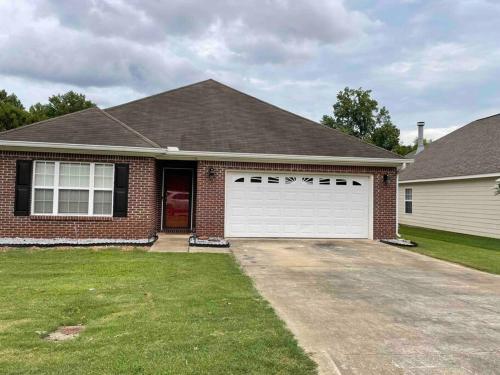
[
  {"left": 250, "top": 176, "right": 262, "bottom": 183},
  {"left": 302, "top": 177, "right": 313, "bottom": 185},
  {"left": 319, "top": 178, "right": 330, "bottom": 185},
  {"left": 336, "top": 178, "right": 347, "bottom": 185},
  {"left": 268, "top": 177, "right": 279, "bottom": 184}
]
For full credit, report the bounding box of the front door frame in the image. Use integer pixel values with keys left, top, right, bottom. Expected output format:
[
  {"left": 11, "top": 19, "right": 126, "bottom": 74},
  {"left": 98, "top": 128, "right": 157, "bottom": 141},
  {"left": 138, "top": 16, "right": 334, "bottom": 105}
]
[{"left": 161, "top": 167, "right": 194, "bottom": 231}]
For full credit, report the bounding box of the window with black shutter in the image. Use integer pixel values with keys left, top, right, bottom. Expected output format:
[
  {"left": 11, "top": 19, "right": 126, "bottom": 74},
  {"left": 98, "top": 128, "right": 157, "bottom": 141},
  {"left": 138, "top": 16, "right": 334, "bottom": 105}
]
[
  {"left": 113, "top": 163, "right": 129, "bottom": 217},
  {"left": 14, "top": 160, "right": 33, "bottom": 216}
]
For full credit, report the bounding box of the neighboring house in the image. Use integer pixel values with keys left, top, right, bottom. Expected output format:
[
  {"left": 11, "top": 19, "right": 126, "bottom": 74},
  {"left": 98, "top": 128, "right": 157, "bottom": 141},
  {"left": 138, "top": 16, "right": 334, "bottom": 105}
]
[
  {"left": 399, "top": 115, "right": 500, "bottom": 239},
  {"left": 0, "top": 79, "right": 407, "bottom": 246}
]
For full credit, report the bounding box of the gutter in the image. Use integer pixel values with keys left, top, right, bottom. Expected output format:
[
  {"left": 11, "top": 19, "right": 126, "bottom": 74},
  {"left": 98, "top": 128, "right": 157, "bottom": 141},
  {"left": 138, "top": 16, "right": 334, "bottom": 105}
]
[
  {"left": 159, "top": 150, "right": 412, "bottom": 167},
  {"left": 399, "top": 172, "right": 500, "bottom": 184},
  {"left": 0, "top": 140, "right": 411, "bottom": 167},
  {"left": 0, "top": 140, "right": 164, "bottom": 157}
]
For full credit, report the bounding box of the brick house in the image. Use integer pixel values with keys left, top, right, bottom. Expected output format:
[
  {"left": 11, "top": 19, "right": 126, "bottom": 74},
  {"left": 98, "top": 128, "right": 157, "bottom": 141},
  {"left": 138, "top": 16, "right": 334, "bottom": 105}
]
[{"left": 0, "top": 80, "right": 407, "bottom": 245}]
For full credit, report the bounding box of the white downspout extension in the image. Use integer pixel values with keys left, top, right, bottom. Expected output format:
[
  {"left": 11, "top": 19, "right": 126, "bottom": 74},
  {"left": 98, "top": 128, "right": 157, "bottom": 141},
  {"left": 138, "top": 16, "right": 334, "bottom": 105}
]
[{"left": 396, "top": 170, "right": 400, "bottom": 238}]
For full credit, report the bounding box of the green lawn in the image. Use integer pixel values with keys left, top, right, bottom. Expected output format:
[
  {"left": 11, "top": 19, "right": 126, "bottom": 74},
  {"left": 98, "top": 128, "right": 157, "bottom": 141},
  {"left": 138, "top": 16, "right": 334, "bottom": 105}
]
[
  {"left": 399, "top": 225, "right": 500, "bottom": 274},
  {"left": 0, "top": 248, "right": 316, "bottom": 375}
]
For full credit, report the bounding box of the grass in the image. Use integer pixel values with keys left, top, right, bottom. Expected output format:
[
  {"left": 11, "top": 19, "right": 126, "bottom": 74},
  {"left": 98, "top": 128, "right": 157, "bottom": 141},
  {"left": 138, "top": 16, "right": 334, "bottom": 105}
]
[
  {"left": 0, "top": 248, "right": 316, "bottom": 375},
  {"left": 399, "top": 225, "right": 500, "bottom": 274}
]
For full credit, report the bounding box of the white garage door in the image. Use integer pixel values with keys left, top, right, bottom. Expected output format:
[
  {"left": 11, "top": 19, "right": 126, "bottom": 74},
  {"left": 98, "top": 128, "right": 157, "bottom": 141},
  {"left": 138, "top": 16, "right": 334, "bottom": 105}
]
[{"left": 225, "top": 172, "right": 371, "bottom": 238}]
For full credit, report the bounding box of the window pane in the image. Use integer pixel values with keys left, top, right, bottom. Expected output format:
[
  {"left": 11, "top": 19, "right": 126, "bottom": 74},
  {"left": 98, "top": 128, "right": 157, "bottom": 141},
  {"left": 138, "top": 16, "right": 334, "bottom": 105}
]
[
  {"left": 59, "top": 163, "right": 90, "bottom": 188},
  {"left": 93, "top": 191, "right": 112, "bottom": 215},
  {"left": 302, "top": 177, "right": 313, "bottom": 185},
  {"left": 319, "top": 178, "right": 330, "bottom": 185},
  {"left": 94, "top": 164, "right": 114, "bottom": 188},
  {"left": 336, "top": 179, "right": 347, "bottom": 186},
  {"left": 405, "top": 188, "right": 412, "bottom": 200},
  {"left": 34, "top": 162, "right": 55, "bottom": 187},
  {"left": 405, "top": 201, "right": 413, "bottom": 214},
  {"left": 58, "top": 190, "right": 89, "bottom": 214},
  {"left": 33, "top": 189, "right": 53, "bottom": 214}
]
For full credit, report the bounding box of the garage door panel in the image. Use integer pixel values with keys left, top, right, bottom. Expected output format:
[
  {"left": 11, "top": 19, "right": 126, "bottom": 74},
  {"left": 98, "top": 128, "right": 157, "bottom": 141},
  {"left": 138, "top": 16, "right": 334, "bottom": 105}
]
[{"left": 226, "top": 172, "right": 370, "bottom": 238}]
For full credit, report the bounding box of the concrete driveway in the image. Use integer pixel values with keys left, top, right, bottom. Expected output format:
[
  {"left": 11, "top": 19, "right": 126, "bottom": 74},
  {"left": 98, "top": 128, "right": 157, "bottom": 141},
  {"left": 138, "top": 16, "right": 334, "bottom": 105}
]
[{"left": 231, "top": 239, "right": 500, "bottom": 375}]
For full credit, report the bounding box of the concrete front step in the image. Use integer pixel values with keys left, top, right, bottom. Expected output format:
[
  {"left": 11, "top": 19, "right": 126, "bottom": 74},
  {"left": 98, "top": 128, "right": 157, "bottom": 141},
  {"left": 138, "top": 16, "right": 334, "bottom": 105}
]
[{"left": 149, "top": 234, "right": 230, "bottom": 253}]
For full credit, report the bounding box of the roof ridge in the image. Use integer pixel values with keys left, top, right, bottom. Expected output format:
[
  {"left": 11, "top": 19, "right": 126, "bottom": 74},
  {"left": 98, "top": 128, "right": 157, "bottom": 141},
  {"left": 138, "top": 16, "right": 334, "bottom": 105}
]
[
  {"left": 97, "top": 108, "right": 161, "bottom": 148},
  {"left": 420, "top": 111, "right": 500, "bottom": 151},
  {"left": 104, "top": 79, "right": 214, "bottom": 111},
  {"left": 210, "top": 79, "right": 402, "bottom": 159},
  {"left": 0, "top": 107, "right": 97, "bottom": 136}
]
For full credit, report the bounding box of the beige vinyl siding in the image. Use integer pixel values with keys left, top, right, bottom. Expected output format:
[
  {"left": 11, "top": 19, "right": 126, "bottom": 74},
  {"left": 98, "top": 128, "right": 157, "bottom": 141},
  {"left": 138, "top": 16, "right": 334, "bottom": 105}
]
[{"left": 399, "top": 177, "right": 500, "bottom": 239}]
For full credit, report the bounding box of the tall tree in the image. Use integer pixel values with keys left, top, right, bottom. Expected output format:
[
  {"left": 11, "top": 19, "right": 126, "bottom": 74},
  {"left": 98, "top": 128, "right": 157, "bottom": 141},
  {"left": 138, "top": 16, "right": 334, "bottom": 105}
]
[
  {"left": 36, "top": 91, "right": 96, "bottom": 118},
  {"left": 371, "top": 107, "right": 400, "bottom": 151},
  {"left": 28, "top": 103, "right": 50, "bottom": 123},
  {"left": 0, "top": 90, "right": 30, "bottom": 132},
  {"left": 321, "top": 87, "right": 401, "bottom": 152},
  {"left": 322, "top": 87, "right": 378, "bottom": 140},
  {"left": 394, "top": 138, "right": 431, "bottom": 156},
  {"left": 0, "top": 89, "right": 24, "bottom": 109}
]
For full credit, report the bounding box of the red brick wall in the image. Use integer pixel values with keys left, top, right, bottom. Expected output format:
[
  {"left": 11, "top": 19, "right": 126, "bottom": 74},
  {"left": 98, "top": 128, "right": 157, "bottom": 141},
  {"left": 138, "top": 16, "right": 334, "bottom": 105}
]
[
  {"left": 0, "top": 151, "right": 157, "bottom": 241},
  {"left": 195, "top": 161, "right": 397, "bottom": 239}
]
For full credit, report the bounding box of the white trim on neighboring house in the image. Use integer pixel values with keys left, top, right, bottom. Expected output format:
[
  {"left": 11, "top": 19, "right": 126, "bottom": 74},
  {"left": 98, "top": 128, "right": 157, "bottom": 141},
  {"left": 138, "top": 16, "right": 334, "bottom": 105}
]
[
  {"left": 0, "top": 140, "right": 411, "bottom": 167},
  {"left": 399, "top": 172, "right": 500, "bottom": 184}
]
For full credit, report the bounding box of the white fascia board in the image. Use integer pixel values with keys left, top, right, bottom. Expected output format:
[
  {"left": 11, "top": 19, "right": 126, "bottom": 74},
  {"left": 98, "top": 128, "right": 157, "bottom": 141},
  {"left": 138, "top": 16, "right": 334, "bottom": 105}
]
[
  {"left": 160, "top": 150, "right": 410, "bottom": 167},
  {"left": 0, "top": 140, "right": 163, "bottom": 157},
  {"left": 0, "top": 140, "right": 410, "bottom": 166},
  {"left": 399, "top": 172, "right": 500, "bottom": 184}
]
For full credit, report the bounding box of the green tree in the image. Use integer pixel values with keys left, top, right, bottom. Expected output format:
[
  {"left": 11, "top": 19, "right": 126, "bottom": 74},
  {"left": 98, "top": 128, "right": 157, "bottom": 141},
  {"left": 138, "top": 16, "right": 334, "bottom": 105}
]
[
  {"left": 321, "top": 87, "right": 401, "bottom": 152},
  {"left": 28, "top": 103, "right": 50, "bottom": 123},
  {"left": 322, "top": 87, "right": 378, "bottom": 140},
  {"left": 0, "top": 89, "right": 24, "bottom": 109},
  {"left": 371, "top": 107, "right": 400, "bottom": 151},
  {"left": 394, "top": 138, "right": 431, "bottom": 156},
  {"left": 0, "top": 90, "right": 30, "bottom": 132},
  {"left": 34, "top": 91, "right": 96, "bottom": 119}
]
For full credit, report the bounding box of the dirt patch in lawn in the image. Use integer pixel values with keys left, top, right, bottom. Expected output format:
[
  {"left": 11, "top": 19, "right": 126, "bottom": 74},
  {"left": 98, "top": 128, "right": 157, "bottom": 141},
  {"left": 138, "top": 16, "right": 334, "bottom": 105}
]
[{"left": 45, "top": 325, "right": 85, "bottom": 341}]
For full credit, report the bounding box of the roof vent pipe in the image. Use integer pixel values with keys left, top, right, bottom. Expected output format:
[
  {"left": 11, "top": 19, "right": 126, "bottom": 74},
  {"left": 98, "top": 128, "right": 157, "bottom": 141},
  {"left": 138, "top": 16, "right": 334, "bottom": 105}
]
[{"left": 416, "top": 121, "right": 425, "bottom": 154}]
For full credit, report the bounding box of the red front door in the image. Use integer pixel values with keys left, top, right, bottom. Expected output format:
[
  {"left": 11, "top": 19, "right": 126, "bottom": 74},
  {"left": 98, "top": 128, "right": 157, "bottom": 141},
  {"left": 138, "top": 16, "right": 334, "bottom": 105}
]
[{"left": 164, "top": 169, "right": 192, "bottom": 230}]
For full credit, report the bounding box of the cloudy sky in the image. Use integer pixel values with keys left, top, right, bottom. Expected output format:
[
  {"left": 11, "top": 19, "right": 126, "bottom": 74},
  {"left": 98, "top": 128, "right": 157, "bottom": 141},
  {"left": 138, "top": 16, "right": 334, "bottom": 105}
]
[{"left": 1, "top": 0, "right": 499, "bottom": 144}]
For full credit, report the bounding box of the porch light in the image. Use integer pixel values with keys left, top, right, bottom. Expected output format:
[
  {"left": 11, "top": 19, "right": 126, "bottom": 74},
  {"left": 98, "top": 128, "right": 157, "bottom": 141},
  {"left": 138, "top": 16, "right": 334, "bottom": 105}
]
[
  {"left": 207, "top": 167, "right": 216, "bottom": 180},
  {"left": 383, "top": 174, "right": 390, "bottom": 184}
]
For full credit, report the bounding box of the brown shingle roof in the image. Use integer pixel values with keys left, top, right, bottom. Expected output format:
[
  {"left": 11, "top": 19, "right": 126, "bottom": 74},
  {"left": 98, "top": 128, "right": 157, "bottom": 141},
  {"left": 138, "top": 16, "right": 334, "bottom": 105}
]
[
  {"left": 400, "top": 114, "right": 500, "bottom": 181},
  {"left": 0, "top": 79, "right": 401, "bottom": 159},
  {"left": 0, "top": 107, "right": 159, "bottom": 148},
  {"left": 106, "top": 79, "right": 400, "bottom": 159}
]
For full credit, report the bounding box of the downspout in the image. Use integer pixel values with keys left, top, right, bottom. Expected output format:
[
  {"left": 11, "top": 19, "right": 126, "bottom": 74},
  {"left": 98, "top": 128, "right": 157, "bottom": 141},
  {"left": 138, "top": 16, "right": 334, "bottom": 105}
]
[{"left": 396, "top": 167, "right": 400, "bottom": 238}]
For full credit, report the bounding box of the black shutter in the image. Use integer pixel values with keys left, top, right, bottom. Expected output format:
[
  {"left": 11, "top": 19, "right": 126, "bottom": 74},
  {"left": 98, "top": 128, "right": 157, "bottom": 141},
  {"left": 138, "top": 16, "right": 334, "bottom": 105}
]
[
  {"left": 14, "top": 160, "right": 33, "bottom": 216},
  {"left": 113, "top": 163, "right": 129, "bottom": 217}
]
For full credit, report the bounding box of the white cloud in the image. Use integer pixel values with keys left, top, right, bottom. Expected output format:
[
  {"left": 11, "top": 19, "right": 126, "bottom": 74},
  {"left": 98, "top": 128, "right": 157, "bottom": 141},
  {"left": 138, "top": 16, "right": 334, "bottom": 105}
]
[
  {"left": 381, "top": 42, "right": 492, "bottom": 89},
  {"left": 32, "top": 0, "right": 378, "bottom": 65},
  {"left": 400, "top": 125, "right": 459, "bottom": 145}
]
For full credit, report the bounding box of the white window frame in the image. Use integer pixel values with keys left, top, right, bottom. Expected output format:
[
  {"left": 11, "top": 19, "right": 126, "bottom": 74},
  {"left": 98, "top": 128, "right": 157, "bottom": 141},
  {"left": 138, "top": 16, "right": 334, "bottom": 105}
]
[
  {"left": 404, "top": 188, "right": 412, "bottom": 214},
  {"left": 31, "top": 161, "right": 114, "bottom": 217}
]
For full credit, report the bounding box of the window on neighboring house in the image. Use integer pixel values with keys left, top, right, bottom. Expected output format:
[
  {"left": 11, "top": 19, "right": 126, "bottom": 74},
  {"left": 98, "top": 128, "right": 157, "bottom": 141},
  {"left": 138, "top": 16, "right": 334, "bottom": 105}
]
[
  {"left": 32, "top": 161, "right": 114, "bottom": 216},
  {"left": 405, "top": 188, "right": 413, "bottom": 214}
]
